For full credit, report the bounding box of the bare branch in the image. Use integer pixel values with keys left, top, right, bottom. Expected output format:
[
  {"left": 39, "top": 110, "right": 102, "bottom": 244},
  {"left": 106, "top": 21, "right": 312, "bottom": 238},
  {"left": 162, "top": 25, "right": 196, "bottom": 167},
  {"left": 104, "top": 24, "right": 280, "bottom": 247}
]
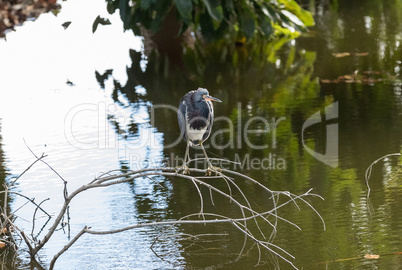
[
  {"left": 31, "top": 198, "right": 51, "bottom": 239},
  {"left": 4, "top": 191, "right": 51, "bottom": 218},
  {"left": 49, "top": 226, "right": 89, "bottom": 270},
  {"left": 3, "top": 151, "right": 325, "bottom": 270},
  {"left": 364, "top": 153, "right": 401, "bottom": 212},
  {"left": 23, "top": 140, "right": 68, "bottom": 198},
  {"left": 9, "top": 152, "right": 47, "bottom": 187}
]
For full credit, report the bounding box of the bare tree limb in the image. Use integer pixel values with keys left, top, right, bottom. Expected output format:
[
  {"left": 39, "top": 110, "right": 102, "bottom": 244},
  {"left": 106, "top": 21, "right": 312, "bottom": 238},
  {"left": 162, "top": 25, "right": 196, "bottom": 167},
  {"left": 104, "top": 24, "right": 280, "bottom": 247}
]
[
  {"left": 9, "top": 152, "right": 47, "bottom": 187},
  {"left": 31, "top": 198, "right": 51, "bottom": 239},
  {"left": 49, "top": 226, "right": 89, "bottom": 270},
  {"left": 2, "top": 147, "right": 325, "bottom": 270},
  {"left": 3, "top": 191, "right": 51, "bottom": 218}
]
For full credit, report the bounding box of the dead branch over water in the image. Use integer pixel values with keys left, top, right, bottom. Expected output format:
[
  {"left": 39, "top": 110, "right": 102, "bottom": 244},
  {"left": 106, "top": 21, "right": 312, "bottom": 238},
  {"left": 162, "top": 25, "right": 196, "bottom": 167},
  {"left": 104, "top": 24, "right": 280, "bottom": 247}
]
[{"left": 0, "top": 148, "right": 325, "bottom": 270}]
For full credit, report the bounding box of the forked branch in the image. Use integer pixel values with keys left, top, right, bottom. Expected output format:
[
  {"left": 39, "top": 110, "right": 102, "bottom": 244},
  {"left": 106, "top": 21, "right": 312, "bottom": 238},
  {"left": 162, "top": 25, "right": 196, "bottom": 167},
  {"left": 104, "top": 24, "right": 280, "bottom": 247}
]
[{"left": 2, "top": 152, "right": 325, "bottom": 270}]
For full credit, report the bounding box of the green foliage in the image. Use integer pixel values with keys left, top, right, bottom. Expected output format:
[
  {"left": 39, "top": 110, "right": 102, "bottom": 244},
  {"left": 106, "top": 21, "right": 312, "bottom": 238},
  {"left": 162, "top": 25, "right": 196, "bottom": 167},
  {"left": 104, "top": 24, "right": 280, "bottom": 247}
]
[
  {"left": 202, "top": 0, "right": 223, "bottom": 22},
  {"left": 105, "top": 0, "right": 314, "bottom": 41},
  {"left": 175, "top": 0, "right": 193, "bottom": 26},
  {"left": 61, "top": 21, "right": 72, "bottom": 29},
  {"left": 92, "top": 16, "right": 111, "bottom": 33}
]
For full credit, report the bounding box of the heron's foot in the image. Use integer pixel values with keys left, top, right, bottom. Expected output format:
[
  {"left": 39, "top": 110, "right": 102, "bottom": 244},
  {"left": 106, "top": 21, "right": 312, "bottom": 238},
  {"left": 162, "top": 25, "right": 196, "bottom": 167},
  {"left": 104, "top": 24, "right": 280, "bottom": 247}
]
[
  {"left": 176, "top": 164, "right": 190, "bottom": 175},
  {"left": 205, "top": 166, "right": 221, "bottom": 176}
]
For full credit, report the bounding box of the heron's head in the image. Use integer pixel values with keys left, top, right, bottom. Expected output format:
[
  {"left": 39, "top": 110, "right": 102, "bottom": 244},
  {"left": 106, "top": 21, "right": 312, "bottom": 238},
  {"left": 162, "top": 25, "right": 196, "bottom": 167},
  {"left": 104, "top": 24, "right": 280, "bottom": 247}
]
[{"left": 195, "top": 88, "right": 222, "bottom": 103}]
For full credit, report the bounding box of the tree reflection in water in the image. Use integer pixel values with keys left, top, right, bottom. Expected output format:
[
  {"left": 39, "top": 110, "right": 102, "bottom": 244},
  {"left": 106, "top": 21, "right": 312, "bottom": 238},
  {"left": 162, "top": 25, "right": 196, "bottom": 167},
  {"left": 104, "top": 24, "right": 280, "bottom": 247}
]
[{"left": 93, "top": 0, "right": 402, "bottom": 268}]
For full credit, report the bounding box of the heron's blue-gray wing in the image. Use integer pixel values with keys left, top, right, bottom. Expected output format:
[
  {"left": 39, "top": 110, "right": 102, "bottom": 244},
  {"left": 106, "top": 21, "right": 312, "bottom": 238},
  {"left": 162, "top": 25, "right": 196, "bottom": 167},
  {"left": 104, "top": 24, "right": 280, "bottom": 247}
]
[{"left": 178, "top": 99, "right": 187, "bottom": 142}]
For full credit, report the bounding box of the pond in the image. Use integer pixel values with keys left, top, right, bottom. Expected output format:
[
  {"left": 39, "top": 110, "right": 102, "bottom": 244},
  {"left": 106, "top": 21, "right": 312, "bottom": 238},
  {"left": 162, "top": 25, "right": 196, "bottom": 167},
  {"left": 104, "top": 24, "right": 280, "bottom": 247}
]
[{"left": 0, "top": 0, "right": 401, "bottom": 269}]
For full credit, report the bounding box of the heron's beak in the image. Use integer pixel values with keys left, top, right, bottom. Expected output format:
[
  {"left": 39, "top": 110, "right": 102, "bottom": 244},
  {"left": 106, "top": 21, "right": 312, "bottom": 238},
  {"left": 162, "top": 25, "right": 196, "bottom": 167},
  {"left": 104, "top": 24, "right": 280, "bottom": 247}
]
[{"left": 204, "top": 95, "right": 222, "bottom": 102}]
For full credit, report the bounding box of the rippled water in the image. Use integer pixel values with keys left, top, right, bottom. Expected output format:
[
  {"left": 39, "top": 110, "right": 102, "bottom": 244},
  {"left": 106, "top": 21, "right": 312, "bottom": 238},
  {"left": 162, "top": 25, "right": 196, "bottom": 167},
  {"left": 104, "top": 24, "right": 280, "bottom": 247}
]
[{"left": 0, "top": 0, "right": 402, "bottom": 269}]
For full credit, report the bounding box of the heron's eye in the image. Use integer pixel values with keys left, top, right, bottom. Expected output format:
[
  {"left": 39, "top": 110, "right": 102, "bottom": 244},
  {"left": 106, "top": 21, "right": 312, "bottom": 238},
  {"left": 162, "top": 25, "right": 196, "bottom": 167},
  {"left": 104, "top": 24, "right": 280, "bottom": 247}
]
[{"left": 202, "top": 95, "right": 206, "bottom": 99}]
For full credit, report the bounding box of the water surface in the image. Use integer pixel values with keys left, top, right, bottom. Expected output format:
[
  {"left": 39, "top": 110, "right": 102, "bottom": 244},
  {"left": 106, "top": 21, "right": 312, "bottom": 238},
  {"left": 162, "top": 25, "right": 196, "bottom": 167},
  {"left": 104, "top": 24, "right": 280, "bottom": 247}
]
[{"left": 0, "top": 0, "right": 401, "bottom": 269}]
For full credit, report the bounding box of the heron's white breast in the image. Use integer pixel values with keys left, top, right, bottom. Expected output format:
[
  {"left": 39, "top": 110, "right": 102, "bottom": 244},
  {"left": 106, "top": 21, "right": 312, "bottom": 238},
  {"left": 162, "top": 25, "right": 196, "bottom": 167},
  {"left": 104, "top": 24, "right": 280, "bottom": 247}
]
[
  {"left": 184, "top": 100, "right": 212, "bottom": 142},
  {"left": 186, "top": 125, "right": 208, "bottom": 141}
]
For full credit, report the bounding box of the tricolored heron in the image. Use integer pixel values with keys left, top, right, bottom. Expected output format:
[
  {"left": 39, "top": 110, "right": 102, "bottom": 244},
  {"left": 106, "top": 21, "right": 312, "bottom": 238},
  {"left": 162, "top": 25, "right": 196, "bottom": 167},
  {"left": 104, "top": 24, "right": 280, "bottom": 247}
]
[{"left": 177, "top": 88, "right": 222, "bottom": 174}]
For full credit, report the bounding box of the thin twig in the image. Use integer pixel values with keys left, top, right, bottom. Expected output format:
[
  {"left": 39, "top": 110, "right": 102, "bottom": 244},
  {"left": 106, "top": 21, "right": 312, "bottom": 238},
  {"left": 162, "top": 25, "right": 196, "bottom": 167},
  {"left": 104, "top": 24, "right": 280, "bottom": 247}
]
[
  {"left": 9, "top": 153, "right": 47, "bottom": 187},
  {"left": 364, "top": 153, "right": 401, "bottom": 212},
  {"left": 6, "top": 150, "right": 324, "bottom": 270},
  {"left": 31, "top": 198, "right": 50, "bottom": 240},
  {"left": 190, "top": 177, "right": 205, "bottom": 220},
  {"left": 49, "top": 226, "right": 89, "bottom": 270},
  {"left": 5, "top": 191, "right": 51, "bottom": 218},
  {"left": 23, "top": 140, "right": 68, "bottom": 198}
]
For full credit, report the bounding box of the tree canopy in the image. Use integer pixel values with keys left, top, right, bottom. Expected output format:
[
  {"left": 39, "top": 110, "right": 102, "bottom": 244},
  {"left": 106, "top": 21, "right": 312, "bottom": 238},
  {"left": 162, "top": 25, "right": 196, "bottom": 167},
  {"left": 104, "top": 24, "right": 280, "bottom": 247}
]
[{"left": 106, "top": 0, "right": 314, "bottom": 42}]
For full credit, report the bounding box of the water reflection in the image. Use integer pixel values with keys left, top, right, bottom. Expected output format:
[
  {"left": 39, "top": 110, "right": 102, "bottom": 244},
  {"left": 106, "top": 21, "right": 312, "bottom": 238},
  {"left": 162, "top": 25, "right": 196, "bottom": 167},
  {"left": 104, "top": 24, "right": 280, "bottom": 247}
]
[
  {"left": 0, "top": 0, "right": 184, "bottom": 268},
  {"left": 99, "top": 0, "right": 402, "bottom": 269},
  {"left": 0, "top": 0, "right": 400, "bottom": 268}
]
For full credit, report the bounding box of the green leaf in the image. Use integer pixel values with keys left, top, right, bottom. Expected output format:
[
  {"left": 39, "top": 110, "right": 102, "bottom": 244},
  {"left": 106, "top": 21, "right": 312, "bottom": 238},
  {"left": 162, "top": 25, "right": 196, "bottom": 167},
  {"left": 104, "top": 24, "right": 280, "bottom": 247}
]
[
  {"left": 265, "top": 4, "right": 279, "bottom": 23},
  {"left": 223, "top": 0, "right": 234, "bottom": 12},
  {"left": 277, "top": 0, "right": 314, "bottom": 27},
  {"left": 119, "top": 0, "right": 131, "bottom": 29},
  {"left": 281, "top": 10, "right": 304, "bottom": 27},
  {"left": 140, "top": 0, "right": 157, "bottom": 10},
  {"left": 278, "top": 11, "right": 291, "bottom": 25},
  {"left": 298, "top": 9, "right": 315, "bottom": 27},
  {"left": 61, "top": 21, "right": 72, "bottom": 29},
  {"left": 199, "top": 12, "right": 215, "bottom": 41},
  {"left": 239, "top": 9, "right": 255, "bottom": 39},
  {"left": 174, "top": 0, "right": 193, "bottom": 25},
  {"left": 106, "top": 1, "right": 118, "bottom": 14},
  {"left": 201, "top": 0, "right": 223, "bottom": 22},
  {"left": 132, "top": 8, "right": 143, "bottom": 24},
  {"left": 92, "top": 16, "right": 111, "bottom": 33},
  {"left": 259, "top": 16, "right": 272, "bottom": 37},
  {"left": 148, "top": 0, "right": 171, "bottom": 32},
  {"left": 256, "top": 4, "right": 273, "bottom": 37}
]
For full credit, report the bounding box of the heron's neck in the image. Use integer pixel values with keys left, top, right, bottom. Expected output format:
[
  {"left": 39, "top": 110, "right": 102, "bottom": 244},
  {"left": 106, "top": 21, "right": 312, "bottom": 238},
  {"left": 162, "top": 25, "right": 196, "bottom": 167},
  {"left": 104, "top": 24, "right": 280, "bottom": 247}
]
[{"left": 199, "top": 101, "right": 211, "bottom": 118}]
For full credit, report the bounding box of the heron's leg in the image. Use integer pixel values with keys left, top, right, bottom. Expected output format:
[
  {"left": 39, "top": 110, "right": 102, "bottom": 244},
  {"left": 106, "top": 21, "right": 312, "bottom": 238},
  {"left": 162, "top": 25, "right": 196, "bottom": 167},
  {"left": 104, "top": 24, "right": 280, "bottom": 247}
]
[
  {"left": 183, "top": 141, "right": 190, "bottom": 173},
  {"left": 199, "top": 140, "right": 221, "bottom": 176},
  {"left": 185, "top": 142, "right": 190, "bottom": 163},
  {"left": 176, "top": 141, "right": 190, "bottom": 174}
]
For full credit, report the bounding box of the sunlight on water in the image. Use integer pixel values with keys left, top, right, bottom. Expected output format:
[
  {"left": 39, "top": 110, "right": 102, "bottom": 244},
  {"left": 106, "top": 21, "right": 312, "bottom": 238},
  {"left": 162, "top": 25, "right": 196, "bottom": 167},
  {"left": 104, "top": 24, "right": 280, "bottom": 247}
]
[{"left": 0, "top": 0, "right": 181, "bottom": 268}]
